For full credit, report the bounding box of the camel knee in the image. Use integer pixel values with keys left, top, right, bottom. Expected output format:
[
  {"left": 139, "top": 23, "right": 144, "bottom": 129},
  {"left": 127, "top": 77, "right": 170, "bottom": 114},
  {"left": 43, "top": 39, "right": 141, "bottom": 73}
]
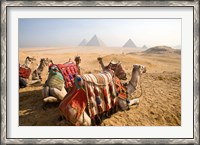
[
  {"left": 79, "top": 112, "right": 91, "bottom": 126},
  {"left": 50, "top": 87, "right": 67, "bottom": 101},
  {"left": 43, "top": 96, "right": 58, "bottom": 103},
  {"left": 128, "top": 98, "right": 140, "bottom": 106},
  {"left": 42, "top": 86, "right": 50, "bottom": 98}
]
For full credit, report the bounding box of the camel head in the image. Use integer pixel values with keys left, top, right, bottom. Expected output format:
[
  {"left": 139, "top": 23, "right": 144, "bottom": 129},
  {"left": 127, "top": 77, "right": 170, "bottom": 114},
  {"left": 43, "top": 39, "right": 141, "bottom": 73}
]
[
  {"left": 97, "top": 57, "right": 103, "bottom": 63},
  {"left": 75, "top": 56, "right": 81, "bottom": 66},
  {"left": 26, "top": 56, "right": 36, "bottom": 63},
  {"left": 133, "top": 64, "right": 146, "bottom": 75},
  {"left": 39, "top": 58, "right": 49, "bottom": 67},
  {"left": 41, "top": 58, "right": 52, "bottom": 66}
]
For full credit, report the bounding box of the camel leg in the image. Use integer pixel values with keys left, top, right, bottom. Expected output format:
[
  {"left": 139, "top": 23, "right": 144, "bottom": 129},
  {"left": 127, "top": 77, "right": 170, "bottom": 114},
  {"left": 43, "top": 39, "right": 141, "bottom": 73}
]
[
  {"left": 118, "top": 98, "right": 129, "bottom": 111},
  {"left": 49, "top": 87, "right": 67, "bottom": 101},
  {"left": 42, "top": 86, "right": 49, "bottom": 98},
  {"left": 28, "top": 80, "right": 41, "bottom": 85},
  {"left": 65, "top": 105, "right": 91, "bottom": 126},
  {"left": 128, "top": 98, "right": 140, "bottom": 106},
  {"left": 42, "top": 86, "right": 66, "bottom": 103},
  {"left": 43, "top": 96, "right": 59, "bottom": 103},
  {"left": 78, "top": 111, "right": 92, "bottom": 126},
  {"left": 42, "top": 86, "right": 58, "bottom": 103}
]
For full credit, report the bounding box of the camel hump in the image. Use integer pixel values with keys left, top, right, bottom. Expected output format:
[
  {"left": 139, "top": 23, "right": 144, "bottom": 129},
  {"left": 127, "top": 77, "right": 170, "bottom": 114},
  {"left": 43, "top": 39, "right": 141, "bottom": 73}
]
[{"left": 110, "top": 60, "right": 120, "bottom": 65}]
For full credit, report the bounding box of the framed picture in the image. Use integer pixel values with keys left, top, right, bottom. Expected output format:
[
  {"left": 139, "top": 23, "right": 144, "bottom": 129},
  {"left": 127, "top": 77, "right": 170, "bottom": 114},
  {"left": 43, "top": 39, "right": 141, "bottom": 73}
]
[{"left": 1, "top": 0, "right": 199, "bottom": 144}]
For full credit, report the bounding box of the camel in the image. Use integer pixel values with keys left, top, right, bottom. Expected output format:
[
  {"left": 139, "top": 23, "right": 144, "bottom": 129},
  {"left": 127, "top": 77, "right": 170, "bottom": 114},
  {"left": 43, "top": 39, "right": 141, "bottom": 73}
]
[
  {"left": 42, "top": 65, "right": 67, "bottom": 104},
  {"left": 42, "top": 56, "right": 81, "bottom": 104},
  {"left": 97, "top": 57, "right": 127, "bottom": 80},
  {"left": 32, "top": 58, "right": 51, "bottom": 81},
  {"left": 126, "top": 64, "right": 146, "bottom": 96},
  {"left": 21, "top": 56, "right": 36, "bottom": 68},
  {"left": 59, "top": 64, "right": 146, "bottom": 126},
  {"left": 19, "top": 58, "right": 50, "bottom": 88}
]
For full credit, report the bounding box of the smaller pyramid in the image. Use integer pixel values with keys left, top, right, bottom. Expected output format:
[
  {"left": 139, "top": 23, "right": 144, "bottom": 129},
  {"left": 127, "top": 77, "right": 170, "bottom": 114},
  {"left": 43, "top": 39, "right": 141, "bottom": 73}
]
[
  {"left": 142, "top": 45, "right": 147, "bottom": 49},
  {"left": 79, "top": 39, "right": 87, "bottom": 46},
  {"left": 123, "top": 39, "right": 137, "bottom": 48},
  {"left": 86, "top": 35, "right": 106, "bottom": 47}
]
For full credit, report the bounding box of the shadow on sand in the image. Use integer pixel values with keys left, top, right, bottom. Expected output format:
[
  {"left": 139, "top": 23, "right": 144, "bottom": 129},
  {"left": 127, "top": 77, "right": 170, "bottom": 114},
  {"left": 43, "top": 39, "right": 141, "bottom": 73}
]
[{"left": 19, "top": 89, "right": 61, "bottom": 126}]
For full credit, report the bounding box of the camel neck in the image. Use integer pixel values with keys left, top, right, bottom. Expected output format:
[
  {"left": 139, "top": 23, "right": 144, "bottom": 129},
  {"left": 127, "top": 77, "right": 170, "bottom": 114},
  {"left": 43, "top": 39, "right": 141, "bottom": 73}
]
[
  {"left": 37, "top": 62, "right": 45, "bottom": 72},
  {"left": 98, "top": 60, "right": 105, "bottom": 70},
  {"left": 129, "top": 69, "right": 139, "bottom": 87}
]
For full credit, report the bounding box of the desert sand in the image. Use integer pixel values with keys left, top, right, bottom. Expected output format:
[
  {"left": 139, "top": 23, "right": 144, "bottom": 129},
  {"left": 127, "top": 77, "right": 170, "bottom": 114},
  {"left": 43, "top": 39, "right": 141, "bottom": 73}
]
[{"left": 19, "top": 46, "right": 181, "bottom": 126}]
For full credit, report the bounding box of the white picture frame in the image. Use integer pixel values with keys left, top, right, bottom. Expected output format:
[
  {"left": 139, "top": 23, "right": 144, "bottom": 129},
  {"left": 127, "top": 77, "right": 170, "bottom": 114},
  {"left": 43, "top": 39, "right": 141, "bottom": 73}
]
[{"left": 1, "top": 0, "right": 199, "bottom": 144}]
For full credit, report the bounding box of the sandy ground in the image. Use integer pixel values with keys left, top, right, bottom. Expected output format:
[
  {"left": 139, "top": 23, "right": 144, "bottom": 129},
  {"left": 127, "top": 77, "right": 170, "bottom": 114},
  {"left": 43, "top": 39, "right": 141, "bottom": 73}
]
[{"left": 19, "top": 46, "right": 181, "bottom": 126}]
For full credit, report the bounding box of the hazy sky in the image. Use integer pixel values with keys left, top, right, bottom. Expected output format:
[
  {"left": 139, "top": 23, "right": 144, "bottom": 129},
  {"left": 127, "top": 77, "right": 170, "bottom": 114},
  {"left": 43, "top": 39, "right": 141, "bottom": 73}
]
[{"left": 19, "top": 19, "right": 181, "bottom": 48}]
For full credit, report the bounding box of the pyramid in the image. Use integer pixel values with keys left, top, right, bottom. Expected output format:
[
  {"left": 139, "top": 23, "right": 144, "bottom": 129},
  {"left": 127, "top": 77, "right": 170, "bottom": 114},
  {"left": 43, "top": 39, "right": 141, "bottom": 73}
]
[
  {"left": 123, "top": 39, "right": 137, "bottom": 48},
  {"left": 79, "top": 39, "right": 87, "bottom": 46},
  {"left": 142, "top": 45, "right": 147, "bottom": 49},
  {"left": 86, "top": 35, "right": 106, "bottom": 46}
]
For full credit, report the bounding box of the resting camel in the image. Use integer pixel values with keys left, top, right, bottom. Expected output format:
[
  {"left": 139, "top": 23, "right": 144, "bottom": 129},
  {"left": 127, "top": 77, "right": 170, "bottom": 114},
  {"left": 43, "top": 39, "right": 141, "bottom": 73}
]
[
  {"left": 32, "top": 58, "right": 51, "bottom": 81},
  {"left": 42, "top": 56, "right": 81, "bottom": 104},
  {"left": 19, "top": 58, "right": 50, "bottom": 88},
  {"left": 59, "top": 64, "right": 146, "bottom": 126},
  {"left": 97, "top": 57, "right": 127, "bottom": 80},
  {"left": 21, "top": 56, "right": 36, "bottom": 68}
]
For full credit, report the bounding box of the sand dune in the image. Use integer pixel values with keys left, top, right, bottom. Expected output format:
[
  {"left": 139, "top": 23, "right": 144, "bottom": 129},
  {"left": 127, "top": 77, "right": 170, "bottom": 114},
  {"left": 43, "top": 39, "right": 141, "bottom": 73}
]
[
  {"left": 19, "top": 46, "right": 181, "bottom": 126},
  {"left": 143, "top": 45, "right": 181, "bottom": 55}
]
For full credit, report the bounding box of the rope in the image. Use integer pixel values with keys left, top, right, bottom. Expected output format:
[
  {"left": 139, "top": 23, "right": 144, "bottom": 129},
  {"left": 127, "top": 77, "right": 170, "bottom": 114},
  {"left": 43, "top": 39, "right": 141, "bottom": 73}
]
[{"left": 128, "top": 76, "right": 143, "bottom": 100}]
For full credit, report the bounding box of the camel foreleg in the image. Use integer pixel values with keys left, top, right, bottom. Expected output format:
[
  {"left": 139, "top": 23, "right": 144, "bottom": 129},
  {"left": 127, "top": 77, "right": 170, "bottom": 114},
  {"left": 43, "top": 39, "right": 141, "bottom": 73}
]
[
  {"left": 42, "top": 86, "right": 67, "bottom": 103},
  {"left": 128, "top": 98, "right": 140, "bottom": 106}
]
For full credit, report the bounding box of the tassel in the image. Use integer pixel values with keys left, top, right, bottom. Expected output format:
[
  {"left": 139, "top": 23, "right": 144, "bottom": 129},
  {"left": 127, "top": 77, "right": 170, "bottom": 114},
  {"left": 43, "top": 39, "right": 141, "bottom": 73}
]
[{"left": 96, "top": 96, "right": 101, "bottom": 105}]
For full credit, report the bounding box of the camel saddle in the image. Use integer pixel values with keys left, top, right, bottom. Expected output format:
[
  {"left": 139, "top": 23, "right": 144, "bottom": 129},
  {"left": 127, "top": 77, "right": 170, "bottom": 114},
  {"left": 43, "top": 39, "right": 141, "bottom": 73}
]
[
  {"left": 59, "top": 71, "right": 119, "bottom": 125},
  {"left": 19, "top": 66, "right": 31, "bottom": 79},
  {"left": 59, "top": 86, "right": 87, "bottom": 125},
  {"left": 56, "top": 61, "right": 79, "bottom": 89},
  {"left": 114, "top": 77, "right": 127, "bottom": 100}
]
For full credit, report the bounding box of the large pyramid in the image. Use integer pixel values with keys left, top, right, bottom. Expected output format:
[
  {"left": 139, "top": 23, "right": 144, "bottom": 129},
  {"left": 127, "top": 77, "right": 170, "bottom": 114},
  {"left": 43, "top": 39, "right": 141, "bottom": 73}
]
[
  {"left": 123, "top": 39, "right": 137, "bottom": 48},
  {"left": 79, "top": 39, "right": 87, "bottom": 46},
  {"left": 86, "top": 35, "right": 106, "bottom": 46}
]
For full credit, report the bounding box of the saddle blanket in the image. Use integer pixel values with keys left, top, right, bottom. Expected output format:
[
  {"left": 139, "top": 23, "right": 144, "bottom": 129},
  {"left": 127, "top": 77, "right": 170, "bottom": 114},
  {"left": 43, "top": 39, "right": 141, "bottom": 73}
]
[
  {"left": 59, "top": 86, "right": 87, "bottom": 125},
  {"left": 19, "top": 66, "right": 31, "bottom": 79},
  {"left": 80, "top": 72, "right": 117, "bottom": 118},
  {"left": 59, "top": 71, "right": 120, "bottom": 124},
  {"left": 56, "top": 62, "right": 79, "bottom": 88}
]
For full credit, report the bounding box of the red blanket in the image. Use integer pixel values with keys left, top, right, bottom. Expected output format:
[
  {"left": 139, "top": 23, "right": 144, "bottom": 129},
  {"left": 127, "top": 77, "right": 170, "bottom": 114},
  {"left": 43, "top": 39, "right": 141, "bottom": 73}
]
[
  {"left": 19, "top": 66, "right": 31, "bottom": 79},
  {"left": 59, "top": 72, "right": 127, "bottom": 125},
  {"left": 59, "top": 86, "right": 87, "bottom": 124},
  {"left": 56, "top": 62, "right": 79, "bottom": 88}
]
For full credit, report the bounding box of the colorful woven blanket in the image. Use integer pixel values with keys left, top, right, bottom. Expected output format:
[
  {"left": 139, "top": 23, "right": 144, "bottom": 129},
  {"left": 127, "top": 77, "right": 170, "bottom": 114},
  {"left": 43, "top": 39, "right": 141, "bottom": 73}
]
[
  {"left": 59, "top": 86, "right": 87, "bottom": 125},
  {"left": 56, "top": 62, "right": 79, "bottom": 89},
  {"left": 19, "top": 66, "right": 31, "bottom": 79},
  {"left": 80, "top": 72, "right": 117, "bottom": 118},
  {"left": 45, "top": 70, "right": 64, "bottom": 91},
  {"left": 59, "top": 71, "right": 122, "bottom": 124}
]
